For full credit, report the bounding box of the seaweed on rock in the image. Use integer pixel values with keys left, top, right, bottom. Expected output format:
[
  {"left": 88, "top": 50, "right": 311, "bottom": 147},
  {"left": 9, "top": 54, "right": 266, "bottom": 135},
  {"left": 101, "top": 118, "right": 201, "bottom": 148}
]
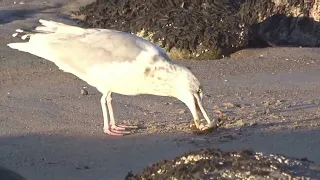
[
  {"left": 125, "top": 148, "right": 320, "bottom": 180},
  {"left": 75, "top": 0, "right": 320, "bottom": 60},
  {"left": 76, "top": 0, "right": 249, "bottom": 60}
]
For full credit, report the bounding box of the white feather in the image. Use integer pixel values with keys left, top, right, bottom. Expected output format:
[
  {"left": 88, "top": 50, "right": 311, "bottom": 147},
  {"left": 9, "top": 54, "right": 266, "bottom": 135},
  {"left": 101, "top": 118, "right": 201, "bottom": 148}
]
[{"left": 15, "top": 29, "right": 24, "bottom": 33}]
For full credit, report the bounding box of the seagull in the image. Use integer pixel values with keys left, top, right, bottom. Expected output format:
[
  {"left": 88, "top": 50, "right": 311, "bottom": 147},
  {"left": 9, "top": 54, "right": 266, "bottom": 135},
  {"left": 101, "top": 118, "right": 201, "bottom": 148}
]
[{"left": 7, "top": 19, "right": 216, "bottom": 136}]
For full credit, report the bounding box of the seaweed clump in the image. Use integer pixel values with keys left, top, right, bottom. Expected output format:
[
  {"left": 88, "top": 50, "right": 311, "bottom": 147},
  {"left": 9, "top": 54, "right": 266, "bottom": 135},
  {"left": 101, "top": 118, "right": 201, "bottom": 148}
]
[
  {"left": 75, "top": 0, "right": 320, "bottom": 59},
  {"left": 76, "top": 0, "right": 249, "bottom": 60},
  {"left": 125, "top": 148, "right": 320, "bottom": 180}
]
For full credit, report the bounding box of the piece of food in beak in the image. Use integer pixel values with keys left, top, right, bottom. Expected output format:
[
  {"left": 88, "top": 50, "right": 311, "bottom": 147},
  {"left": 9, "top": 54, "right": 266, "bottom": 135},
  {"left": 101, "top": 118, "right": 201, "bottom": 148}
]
[{"left": 181, "top": 89, "right": 218, "bottom": 131}]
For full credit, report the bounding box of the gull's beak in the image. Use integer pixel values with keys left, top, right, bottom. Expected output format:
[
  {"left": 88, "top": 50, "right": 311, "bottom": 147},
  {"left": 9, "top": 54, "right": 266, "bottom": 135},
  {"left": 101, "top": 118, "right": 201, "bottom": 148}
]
[
  {"left": 193, "top": 93, "right": 211, "bottom": 125},
  {"left": 181, "top": 92, "right": 212, "bottom": 129}
]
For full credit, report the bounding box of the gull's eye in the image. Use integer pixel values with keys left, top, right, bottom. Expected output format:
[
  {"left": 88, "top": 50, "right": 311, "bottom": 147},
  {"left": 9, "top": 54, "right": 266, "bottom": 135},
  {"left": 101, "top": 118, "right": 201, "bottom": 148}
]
[{"left": 197, "top": 88, "right": 202, "bottom": 94}]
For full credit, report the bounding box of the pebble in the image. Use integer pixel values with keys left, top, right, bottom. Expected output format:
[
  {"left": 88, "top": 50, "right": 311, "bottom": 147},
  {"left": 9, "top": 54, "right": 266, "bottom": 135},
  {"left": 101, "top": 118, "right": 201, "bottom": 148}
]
[
  {"left": 213, "top": 105, "right": 220, "bottom": 109},
  {"left": 235, "top": 119, "right": 246, "bottom": 127},
  {"left": 177, "top": 109, "right": 186, "bottom": 114},
  {"left": 76, "top": 165, "right": 90, "bottom": 170},
  {"left": 81, "top": 88, "right": 88, "bottom": 95},
  {"left": 261, "top": 101, "right": 271, "bottom": 106},
  {"left": 249, "top": 122, "right": 258, "bottom": 126},
  {"left": 275, "top": 100, "right": 282, "bottom": 106},
  {"left": 223, "top": 103, "right": 235, "bottom": 109},
  {"left": 263, "top": 108, "right": 271, "bottom": 114}
]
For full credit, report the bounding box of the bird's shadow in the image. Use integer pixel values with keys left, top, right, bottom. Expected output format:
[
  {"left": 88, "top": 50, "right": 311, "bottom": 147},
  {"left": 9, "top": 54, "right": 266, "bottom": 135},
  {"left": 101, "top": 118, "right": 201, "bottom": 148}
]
[
  {"left": 0, "top": 9, "right": 36, "bottom": 24},
  {"left": 0, "top": 3, "right": 79, "bottom": 25}
]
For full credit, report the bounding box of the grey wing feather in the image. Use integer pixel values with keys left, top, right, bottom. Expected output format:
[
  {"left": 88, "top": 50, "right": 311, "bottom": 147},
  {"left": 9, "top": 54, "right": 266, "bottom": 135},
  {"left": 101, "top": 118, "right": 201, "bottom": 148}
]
[{"left": 28, "top": 30, "right": 161, "bottom": 74}]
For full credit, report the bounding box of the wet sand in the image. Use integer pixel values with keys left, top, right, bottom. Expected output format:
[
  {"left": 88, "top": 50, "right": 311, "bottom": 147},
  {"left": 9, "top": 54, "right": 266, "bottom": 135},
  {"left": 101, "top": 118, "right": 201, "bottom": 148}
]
[{"left": 1, "top": 1, "right": 320, "bottom": 179}]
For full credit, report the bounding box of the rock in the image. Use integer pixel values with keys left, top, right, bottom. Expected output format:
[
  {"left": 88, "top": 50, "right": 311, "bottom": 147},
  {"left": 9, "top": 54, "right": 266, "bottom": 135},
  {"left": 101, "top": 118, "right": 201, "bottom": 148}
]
[
  {"left": 75, "top": 0, "right": 320, "bottom": 60},
  {"left": 262, "top": 101, "right": 271, "bottom": 106},
  {"left": 177, "top": 109, "right": 186, "bottom": 114},
  {"left": 223, "top": 102, "right": 236, "bottom": 109},
  {"left": 239, "top": 0, "right": 320, "bottom": 48},
  {"left": 264, "top": 108, "right": 271, "bottom": 114},
  {"left": 257, "top": 14, "right": 320, "bottom": 47},
  {"left": 125, "top": 148, "right": 320, "bottom": 179},
  {"left": 275, "top": 99, "right": 283, "bottom": 106},
  {"left": 80, "top": 88, "right": 88, "bottom": 96},
  {"left": 0, "top": 166, "right": 26, "bottom": 180},
  {"left": 213, "top": 105, "right": 220, "bottom": 110},
  {"left": 249, "top": 122, "right": 258, "bottom": 126},
  {"left": 236, "top": 119, "right": 247, "bottom": 127},
  {"left": 76, "top": 0, "right": 249, "bottom": 60}
]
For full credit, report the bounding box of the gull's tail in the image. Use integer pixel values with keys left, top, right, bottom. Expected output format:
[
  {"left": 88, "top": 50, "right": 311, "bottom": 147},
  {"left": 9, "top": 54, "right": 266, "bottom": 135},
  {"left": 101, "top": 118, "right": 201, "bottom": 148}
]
[
  {"left": 10, "top": 28, "right": 46, "bottom": 41},
  {"left": 7, "top": 28, "right": 34, "bottom": 52},
  {"left": 7, "top": 19, "right": 85, "bottom": 52}
]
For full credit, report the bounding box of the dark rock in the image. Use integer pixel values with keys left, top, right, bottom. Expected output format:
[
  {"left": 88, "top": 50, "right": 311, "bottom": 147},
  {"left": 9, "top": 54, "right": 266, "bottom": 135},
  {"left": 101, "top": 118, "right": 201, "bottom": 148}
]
[
  {"left": 257, "top": 15, "right": 320, "bottom": 47},
  {"left": 0, "top": 166, "right": 26, "bottom": 180},
  {"left": 125, "top": 148, "right": 320, "bottom": 179},
  {"left": 75, "top": 0, "right": 320, "bottom": 60},
  {"left": 75, "top": 0, "right": 249, "bottom": 60},
  {"left": 237, "top": 0, "right": 320, "bottom": 48}
]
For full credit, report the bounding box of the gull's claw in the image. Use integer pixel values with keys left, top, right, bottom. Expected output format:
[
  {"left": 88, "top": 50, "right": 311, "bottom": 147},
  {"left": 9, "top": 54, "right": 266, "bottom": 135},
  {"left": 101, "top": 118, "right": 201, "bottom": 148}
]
[
  {"left": 104, "top": 124, "right": 139, "bottom": 136},
  {"left": 199, "top": 121, "right": 217, "bottom": 131},
  {"left": 104, "top": 126, "right": 131, "bottom": 136},
  {"left": 104, "top": 129, "right": 129, "bottom": 136}
]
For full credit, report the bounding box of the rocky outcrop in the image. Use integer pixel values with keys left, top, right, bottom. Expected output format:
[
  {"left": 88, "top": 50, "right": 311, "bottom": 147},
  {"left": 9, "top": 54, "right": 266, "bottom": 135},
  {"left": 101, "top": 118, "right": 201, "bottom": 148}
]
[
  {"left": 240, "top": 0, "right": 320, "bottom": 47},
  {"left": 310, "top": 0, "right": 320, "bottom": 21},
  {"left": 75, "top": 0, "right": 320, "bottom": 60},
  {"left": 125, "top": 148, "right": 320, "bottom": 179},
  {"left": 76, "top": 0, "right": 249, "bottom": 60}
]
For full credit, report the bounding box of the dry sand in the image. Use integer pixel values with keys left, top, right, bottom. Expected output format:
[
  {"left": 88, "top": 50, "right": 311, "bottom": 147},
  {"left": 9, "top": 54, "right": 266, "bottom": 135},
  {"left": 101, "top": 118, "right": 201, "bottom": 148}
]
[{"left": 1, "top": 0, "right": 320, "bottom": 179}]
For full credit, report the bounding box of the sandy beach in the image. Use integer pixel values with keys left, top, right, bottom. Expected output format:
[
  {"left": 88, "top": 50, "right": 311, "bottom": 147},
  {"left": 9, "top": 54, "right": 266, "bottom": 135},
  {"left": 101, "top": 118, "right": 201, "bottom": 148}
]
[{"left": 1, "top": 0, "right": 320, "bottom": 179}]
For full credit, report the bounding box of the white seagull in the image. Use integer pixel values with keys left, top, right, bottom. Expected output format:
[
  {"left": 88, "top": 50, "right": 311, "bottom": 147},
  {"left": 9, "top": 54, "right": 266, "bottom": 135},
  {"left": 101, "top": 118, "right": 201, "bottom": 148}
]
[{"left": 7, "top": 19, "right": 216, "bottom": 136}]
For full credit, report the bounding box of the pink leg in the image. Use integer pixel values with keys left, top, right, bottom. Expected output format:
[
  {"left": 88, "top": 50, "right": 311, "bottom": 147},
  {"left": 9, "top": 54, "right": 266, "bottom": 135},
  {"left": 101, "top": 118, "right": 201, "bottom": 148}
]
[
  {"left": 101, "top": 93, "right": 129, "bottom": 136},
  {"left": 106, "top": 92, "right": 138, "bottom": 132}
]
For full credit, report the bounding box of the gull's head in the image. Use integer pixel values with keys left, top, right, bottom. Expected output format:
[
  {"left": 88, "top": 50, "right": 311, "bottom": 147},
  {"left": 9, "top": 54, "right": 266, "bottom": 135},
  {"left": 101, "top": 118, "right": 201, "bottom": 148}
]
[{"left": 143, "top": 54, "right": 212, "bottom": 129}]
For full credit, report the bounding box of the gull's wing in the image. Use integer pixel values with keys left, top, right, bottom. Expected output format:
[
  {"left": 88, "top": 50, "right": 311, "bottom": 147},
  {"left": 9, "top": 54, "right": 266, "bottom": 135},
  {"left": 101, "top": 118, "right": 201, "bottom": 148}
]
[{"left": 7, "top": 19, "right": 171, "bottom": 77}]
